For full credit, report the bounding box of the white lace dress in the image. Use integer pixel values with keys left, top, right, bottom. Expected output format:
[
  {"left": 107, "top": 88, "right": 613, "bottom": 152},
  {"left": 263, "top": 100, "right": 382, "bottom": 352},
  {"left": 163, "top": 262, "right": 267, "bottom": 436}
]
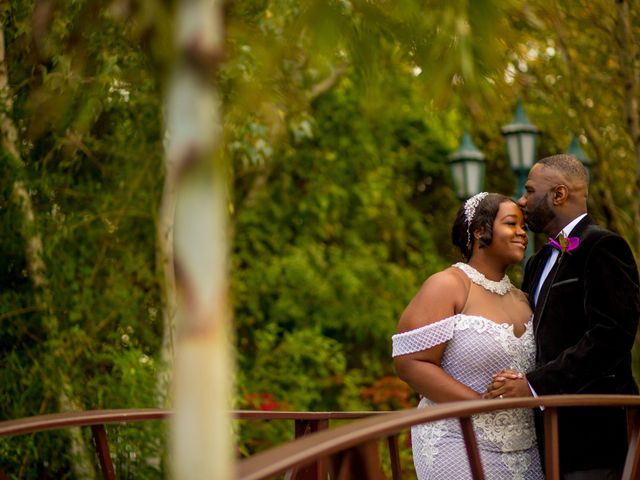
[{"left": 392, "top": 266, "right": 544, "bottom": 479}]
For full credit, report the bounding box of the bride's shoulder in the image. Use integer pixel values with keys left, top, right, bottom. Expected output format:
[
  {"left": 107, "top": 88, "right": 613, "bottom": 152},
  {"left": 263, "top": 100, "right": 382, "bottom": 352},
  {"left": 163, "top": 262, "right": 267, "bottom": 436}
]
[
  {"left": 418, "top": 267, "right": 470, "bottom": 304},
  {"left": 397, "top": 267, "right": 469, "bottom": 333},
  {"left": 426, "top": 266, "right": 469, "bottom": 289}
]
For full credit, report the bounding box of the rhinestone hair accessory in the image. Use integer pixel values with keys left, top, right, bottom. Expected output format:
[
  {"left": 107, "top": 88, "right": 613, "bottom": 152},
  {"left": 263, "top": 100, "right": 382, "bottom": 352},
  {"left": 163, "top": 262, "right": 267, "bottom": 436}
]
[
  {"left": 453, "top": 262, "right": 512, "bottom": 295},
  {"left": 464, "top": 192, "right": 489, "bottom": 250}
]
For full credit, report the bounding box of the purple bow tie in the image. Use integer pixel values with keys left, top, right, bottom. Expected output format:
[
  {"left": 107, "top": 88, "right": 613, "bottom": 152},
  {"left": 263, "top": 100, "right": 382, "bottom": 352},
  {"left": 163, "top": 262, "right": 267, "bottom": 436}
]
[{"left": 548, "top": 235, "right": 580, "bottom": 253}]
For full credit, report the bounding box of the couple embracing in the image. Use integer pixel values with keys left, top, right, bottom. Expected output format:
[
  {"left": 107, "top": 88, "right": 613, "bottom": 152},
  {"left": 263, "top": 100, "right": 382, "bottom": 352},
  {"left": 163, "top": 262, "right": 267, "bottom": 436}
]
[{"left": 393, "top": 154, "right": 640, "bottom": 480}]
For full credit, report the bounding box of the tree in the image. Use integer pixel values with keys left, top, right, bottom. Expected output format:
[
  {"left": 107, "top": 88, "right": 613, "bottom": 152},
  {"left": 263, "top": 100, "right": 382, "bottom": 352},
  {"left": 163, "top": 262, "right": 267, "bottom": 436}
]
[
  {"left": 1, "top": 0, "right": 167, "bottom": 476},
  {"left": 499, "top": 1, "right": 640, "bottom": 251}
]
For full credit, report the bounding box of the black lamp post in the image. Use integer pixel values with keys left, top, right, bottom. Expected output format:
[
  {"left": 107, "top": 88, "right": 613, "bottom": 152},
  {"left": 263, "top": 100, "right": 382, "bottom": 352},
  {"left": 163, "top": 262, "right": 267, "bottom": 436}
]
[
  {"left": 566, "top": 134, "right": 592, "bottom": 178},
  {"left": 501, "top": 100, "right": 540, "bottom": 198},
  {"left": 447, "top": 132, "right": 486, "bottom": 200}
]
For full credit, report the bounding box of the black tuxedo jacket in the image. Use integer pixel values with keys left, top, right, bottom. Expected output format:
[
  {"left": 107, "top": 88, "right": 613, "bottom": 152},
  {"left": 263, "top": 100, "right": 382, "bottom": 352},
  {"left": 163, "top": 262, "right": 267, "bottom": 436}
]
[{"left": 522, "top": 215, "right": 640, "bottom": 473}]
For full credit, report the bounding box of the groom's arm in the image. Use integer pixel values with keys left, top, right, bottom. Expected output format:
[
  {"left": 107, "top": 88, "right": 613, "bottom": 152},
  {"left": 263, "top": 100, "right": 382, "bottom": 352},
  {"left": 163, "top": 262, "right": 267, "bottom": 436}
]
[{"left": 527, "top": 234, "right": 640, "bottom": 396}]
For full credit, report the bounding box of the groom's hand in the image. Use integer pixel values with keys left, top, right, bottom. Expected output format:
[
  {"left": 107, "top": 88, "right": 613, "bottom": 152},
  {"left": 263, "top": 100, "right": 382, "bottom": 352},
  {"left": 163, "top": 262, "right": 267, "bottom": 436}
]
[{"left": 483, "top": 369, "right": 532, "bottom": 399}]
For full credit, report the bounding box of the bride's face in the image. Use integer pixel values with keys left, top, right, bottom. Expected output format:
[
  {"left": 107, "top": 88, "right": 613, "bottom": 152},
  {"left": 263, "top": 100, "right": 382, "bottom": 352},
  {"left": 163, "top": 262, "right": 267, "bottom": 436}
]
[{"left": 486, "top": 201, "right": 528, "bottom": 264}]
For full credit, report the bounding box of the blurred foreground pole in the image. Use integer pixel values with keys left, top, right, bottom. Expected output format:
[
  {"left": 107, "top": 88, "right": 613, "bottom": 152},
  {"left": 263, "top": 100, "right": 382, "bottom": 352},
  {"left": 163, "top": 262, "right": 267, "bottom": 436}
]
[{"left": 167, "top": 0, "right": 232, "bottom": 479}]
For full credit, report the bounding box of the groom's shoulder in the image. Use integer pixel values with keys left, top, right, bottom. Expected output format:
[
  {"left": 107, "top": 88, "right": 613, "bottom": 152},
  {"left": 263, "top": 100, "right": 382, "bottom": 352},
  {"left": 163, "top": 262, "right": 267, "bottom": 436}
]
[
  {"left": 581, "top": 223, "right": 615, "bottom": 242},
  {"left": 580, "top": 222, "right": 633, "bottom": 257},
  {"left": 582, "top": 221, "right": 625, "bottom": 244}
]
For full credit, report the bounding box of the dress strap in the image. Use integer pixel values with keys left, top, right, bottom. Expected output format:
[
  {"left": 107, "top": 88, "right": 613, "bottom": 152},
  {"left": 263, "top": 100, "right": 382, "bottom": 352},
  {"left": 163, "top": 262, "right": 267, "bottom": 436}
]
[{"left": 392, "top": 316, "right": 456, "bottom": 357}]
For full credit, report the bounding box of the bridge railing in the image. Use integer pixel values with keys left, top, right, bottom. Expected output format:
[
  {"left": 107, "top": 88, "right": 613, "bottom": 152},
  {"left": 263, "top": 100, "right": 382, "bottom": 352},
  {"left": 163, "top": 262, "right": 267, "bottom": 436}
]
[
  {"left": 0, "top": 409, "right": 398, "bottom": 479},
  {"left": 2, "top": 395, "right": 640, "bottom": 480},
  {"left": 236, "top": 395, "right": 640, "bottom": 480}
]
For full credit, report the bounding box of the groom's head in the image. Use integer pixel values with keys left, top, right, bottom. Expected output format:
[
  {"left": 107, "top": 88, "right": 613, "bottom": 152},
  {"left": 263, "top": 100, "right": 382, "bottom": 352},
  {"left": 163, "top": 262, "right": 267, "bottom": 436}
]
[{"left": 518, "top": 154, "right": 588, "bottom": 236}]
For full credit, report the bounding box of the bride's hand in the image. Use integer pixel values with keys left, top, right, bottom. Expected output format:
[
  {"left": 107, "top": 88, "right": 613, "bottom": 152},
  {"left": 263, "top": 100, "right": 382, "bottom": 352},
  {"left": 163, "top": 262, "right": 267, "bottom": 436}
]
[
  {"left": 483, "top": 371, "right": 531, "bottom": 399},
  {"left": 492, "top": 368, "right": 523, "bottom": 382},
  {"left": 483, "top": 369, "right": 524, "bottom": 398}
]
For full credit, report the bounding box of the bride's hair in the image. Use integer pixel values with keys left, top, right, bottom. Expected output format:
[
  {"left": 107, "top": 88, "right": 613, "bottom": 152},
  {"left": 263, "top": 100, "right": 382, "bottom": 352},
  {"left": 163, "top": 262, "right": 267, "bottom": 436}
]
[{"left": 451, "top": 193, "right": 515, "bottom": 260}]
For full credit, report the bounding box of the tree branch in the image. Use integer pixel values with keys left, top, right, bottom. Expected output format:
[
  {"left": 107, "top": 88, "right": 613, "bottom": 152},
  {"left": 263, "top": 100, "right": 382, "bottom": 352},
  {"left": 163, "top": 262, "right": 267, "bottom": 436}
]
[{"left": 307, "top": 62, "right": 350, "bottom": 101}]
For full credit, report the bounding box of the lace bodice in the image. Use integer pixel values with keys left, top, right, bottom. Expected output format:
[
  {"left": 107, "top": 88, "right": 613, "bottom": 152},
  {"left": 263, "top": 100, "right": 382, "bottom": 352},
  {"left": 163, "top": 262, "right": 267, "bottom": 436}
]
[
  {"left": 392, "top": 313, "right": 535, "bottom": 397},
  {"left": 394, "top": 314, "right": 540, "bottom": 478}
]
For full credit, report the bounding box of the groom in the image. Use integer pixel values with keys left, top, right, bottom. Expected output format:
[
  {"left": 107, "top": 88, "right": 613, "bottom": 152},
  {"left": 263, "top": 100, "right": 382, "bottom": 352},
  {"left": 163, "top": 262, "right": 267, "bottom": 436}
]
[{"left": 486, "top": 154, "right": 640, "bottom": 479}]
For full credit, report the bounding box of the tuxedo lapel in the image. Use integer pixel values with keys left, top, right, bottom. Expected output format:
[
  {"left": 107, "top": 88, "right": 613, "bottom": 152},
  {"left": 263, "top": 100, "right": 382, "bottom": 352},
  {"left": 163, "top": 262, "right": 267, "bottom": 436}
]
[
  {"left": 532, "top": 215, "right": 595, "bottom": 332},
  {"left": 533, "top": 254, "right": 561, "bottom": 332}
]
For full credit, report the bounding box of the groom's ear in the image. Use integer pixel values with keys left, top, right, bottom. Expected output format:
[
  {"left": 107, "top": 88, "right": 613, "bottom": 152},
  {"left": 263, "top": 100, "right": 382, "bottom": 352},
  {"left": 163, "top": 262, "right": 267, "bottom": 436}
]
[{"left": 552, "top": 184, "right": 569, "bottom": 205}]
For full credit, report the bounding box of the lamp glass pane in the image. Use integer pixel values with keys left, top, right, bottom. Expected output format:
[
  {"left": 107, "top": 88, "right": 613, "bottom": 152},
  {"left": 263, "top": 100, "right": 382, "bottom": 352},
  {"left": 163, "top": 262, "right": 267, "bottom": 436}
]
[
  {"left": 450, "top": 162, "right": 465, "bottom": 199},
  {"left": 465, "top": 160, "right": 483, "bottom": 197},
  {"left": 520, "top": 133, "right": 537, "bottom": 169},
  {"left": 505, "top": 134, "right": 521, "bottom": 171}
]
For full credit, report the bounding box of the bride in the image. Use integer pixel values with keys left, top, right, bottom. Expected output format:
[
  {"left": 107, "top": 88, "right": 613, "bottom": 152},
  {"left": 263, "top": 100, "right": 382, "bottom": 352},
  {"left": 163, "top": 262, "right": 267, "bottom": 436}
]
[{"left": 392, "top": 192, "right": 543, "bottom": 479}]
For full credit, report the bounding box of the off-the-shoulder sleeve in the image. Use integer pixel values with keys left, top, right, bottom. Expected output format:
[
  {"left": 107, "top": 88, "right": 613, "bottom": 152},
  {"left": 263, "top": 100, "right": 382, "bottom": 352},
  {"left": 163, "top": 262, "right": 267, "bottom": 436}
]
[{"left": 391, "top": 316, "right": 456, "bottom": 357}]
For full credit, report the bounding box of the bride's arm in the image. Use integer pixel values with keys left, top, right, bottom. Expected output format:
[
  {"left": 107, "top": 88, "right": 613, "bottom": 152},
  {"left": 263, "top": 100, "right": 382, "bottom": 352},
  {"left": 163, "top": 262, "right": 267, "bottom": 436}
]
[
  {"left": 394, "top": 345, "right": 482, "bottom": 402},
  {"left": 393, "top": 269, "right": 481, "bottom": 403}
]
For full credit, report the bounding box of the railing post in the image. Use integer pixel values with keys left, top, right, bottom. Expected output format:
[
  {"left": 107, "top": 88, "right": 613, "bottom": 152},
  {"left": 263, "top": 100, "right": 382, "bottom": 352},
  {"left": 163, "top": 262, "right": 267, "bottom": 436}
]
[
  {"left": 387, "top": 434, "right": 402, "bottom": 480},
  {"left": 290, "top": 419, "right": 329, "bottom": 480},
  {"left": 91, "top": 424, "right": 116, "bottom": 480},
  {"left": 623, "top": 407, "right": 640, "bottom": 479},
  {"left": 459, "top": 416, "right": 485, "bottom": 480},
  {"left": 330, "top": 440, "right": 386, "bottom": 480},
  {"left": 543, "top": 407, "right": 560, "bottom": 480}
]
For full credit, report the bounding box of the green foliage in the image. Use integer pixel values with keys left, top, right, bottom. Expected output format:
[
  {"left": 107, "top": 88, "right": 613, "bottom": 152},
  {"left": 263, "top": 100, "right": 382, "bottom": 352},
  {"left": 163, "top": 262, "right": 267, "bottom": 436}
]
[
  {"left": 1, "top": 0, "right": 167, "bottom": 477},
  {"left": 6, "top": 0, "right": 640, "bottom": 477},
  {"left": 230, "top": 72, "right": 461, "bottom": 464}
]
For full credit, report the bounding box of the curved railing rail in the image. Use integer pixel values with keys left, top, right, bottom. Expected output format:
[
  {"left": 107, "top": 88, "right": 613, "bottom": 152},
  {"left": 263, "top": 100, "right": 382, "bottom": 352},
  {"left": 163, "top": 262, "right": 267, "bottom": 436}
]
[
  {"left": 0, "top": 409, "right": 170, "bottom": 437},
  {"left": 0, "top": 409, "right": 394, "bottom": 480},
  {"left": 0, "top": 409, "right": 394, "bottom": 437},
  {"left": 236, "top": 395, "right": 640, "bottom": 480}
]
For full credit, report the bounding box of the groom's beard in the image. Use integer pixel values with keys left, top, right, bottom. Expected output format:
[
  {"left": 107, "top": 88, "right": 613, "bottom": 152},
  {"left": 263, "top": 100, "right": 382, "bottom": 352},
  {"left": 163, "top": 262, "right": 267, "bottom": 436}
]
[{"left": 524, "top": 194, "right": 555, "bottom": 234}]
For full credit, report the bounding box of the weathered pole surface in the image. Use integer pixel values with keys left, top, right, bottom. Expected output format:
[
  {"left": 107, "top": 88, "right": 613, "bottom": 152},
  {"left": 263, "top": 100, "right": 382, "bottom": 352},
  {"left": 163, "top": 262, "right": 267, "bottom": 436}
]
[{"left": 167, "top": 0, "right": 232, "bottom": 478}]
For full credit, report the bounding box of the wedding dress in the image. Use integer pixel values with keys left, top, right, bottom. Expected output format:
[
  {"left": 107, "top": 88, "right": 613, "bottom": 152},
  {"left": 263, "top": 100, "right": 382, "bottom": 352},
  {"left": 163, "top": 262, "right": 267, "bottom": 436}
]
[{"left": 392, "top": 263, "right": 544, "bottom": 480}]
